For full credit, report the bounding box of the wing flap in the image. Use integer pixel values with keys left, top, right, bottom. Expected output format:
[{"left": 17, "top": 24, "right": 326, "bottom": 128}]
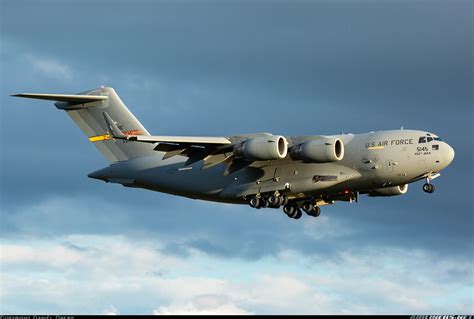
[{"left": 127, "top": 135, "right": 232, "bottom": 145}]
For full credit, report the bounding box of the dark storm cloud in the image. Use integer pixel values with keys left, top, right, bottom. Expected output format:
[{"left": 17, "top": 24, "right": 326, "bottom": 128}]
[{"left": 1, "top": 0, "right": 472, "bottom": 264}]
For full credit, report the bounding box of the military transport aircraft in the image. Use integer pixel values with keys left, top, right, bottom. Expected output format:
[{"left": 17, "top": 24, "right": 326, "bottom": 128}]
[{"left": 13, "top": 87, "right": 455, "bottom": 219}]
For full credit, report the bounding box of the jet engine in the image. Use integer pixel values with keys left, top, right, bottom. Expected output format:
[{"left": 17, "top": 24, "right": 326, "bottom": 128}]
[
  {"left": 368, "top": 184, "right": 408, "bottom": 197},
  {"left": 290, "top": 138, "right": 344, "bottom": 163},
  {"left": 233, "top": 135, "right": 288, "bottom": 161}
]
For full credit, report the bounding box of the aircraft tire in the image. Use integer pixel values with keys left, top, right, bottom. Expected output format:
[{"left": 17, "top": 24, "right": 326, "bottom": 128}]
[
  {"left": 428, "top": 184, "right": 435, "bottom": 193},
  {"left": 281, "top": 195, "right": 289, "bottom": 206},
  {"left": 283, "top": 205, "right": 296, "bottom": 217},
  {"left": 313, "top": 206, "right": 321, "bottom": 217},
  {"left": 276, "top": 196, "right": 284, "bottom": 207},
  {"left": 268, "top": 195, "right": 280, "bottom": 207},
  {"left": 249, "top": 197, "right": 260, "bottom": 208},
  {"left": 302, "top": 202, "right": 314, "bottom": 215},
  {"left": 259, "top": 197, "right": 269, "bottom": 209},
  {"left": 293, "top": 208, "right": 302, "bottom": 219},
  {"left": 423, "top": 183, "right": 435, "bottom": 193},
  {"left": 422, "top": 183, "right": 430, "bottom": 193}
]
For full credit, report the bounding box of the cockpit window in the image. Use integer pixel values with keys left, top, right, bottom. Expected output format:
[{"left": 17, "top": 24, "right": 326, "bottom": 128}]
[{"left": 419, "top": 135, "right": 442, "bottom": 143}]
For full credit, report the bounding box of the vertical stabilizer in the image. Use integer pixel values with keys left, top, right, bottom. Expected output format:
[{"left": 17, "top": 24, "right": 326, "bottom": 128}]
[{"left": 13, "top": 87, "right": 156, "bottom": 163}]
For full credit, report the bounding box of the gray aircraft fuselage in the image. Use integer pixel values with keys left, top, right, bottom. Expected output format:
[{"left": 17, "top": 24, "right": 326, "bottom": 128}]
[{"left": 89, "top": 129, "right": 454, "bottom": 206}]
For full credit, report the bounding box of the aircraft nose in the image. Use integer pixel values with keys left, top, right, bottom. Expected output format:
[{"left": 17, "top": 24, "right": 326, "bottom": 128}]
[{"left": 443, "top": 143, "right": 455, "bottom": 166}]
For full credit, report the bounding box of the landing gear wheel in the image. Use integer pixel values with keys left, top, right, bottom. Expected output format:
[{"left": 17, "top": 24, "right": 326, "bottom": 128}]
[
  {"left": 283, "top": 205, "right": 295, "bottom": 216},
  {"left": 249, "top": 197, "right": 260, "bottom": 208},
  {"left": 259, "top": 197, "right": 269, "bottom": 208},
  {"left": 284, "top": 205, "right": 302, "bottom": 218},
  {"left": 268, "top": 195, "right": 282, "bottom": 208},
  {"left": 280, "top": 195, "right": 289, "bottom": 206},
  {"left": 423, "top": 183, "right": 435, "bottom": 193},
  {"left": 277, "top": 196, "right": 286, "bottom": 207},
  {"left": 302, "top": 202, "right": 314, "bottom": 215},
  {"left": 293, "top": 208, "right": 302, "bottom": 219},
  {"left": 312, "top": 206, "right": 321, "bottom": 217},
  {"left": 283, "top": 205, "right": 302, "bottom": 219}
]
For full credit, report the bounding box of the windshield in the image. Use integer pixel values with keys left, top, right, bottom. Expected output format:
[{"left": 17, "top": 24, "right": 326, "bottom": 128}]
[{"left": 418, "top": 135, "right": 442, "bottom": 143}]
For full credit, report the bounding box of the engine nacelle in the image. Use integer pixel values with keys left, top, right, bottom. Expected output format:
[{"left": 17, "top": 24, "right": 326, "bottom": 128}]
[
  {"left": 290, "top": 138, "right": 344, "bottom": 163},
  {"left": 368, "top": 184, "right": 409, "bottom": 197},
  {"left": 234, "top": 135, "right": 288, "bottom": 161}
]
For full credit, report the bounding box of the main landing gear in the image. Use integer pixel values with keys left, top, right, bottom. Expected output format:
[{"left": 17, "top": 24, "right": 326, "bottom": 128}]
[
  {"left": 302, "top": 202, "right": 321, "bottom": 217},
  {"left": 283, "top": 205, "right": 302, "bottom": 219},
  {"left": 282, "top": 202, "right": 321, "bottom": 219},
  {"left": 249, "top": 194, "right": 287, "bottom": 209},
  {"left": 248, "top": 194, "right": 321, "bottom": 220}
]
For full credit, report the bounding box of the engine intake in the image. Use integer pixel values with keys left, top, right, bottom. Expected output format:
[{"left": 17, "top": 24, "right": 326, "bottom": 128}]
[
  {"left": 234, "top": 135, "right": 288, "bottom": 161},
  {"left": 369, "top": 184, "right": 408, "bottom": 197},
  {"left": 290, "top": 138, "right": 344, "bottom": 163}
]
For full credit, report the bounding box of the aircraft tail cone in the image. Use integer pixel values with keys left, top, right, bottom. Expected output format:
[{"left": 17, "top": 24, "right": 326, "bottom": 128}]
[{"left": 87, "top": 168, "right": 108, "bottom": 181}]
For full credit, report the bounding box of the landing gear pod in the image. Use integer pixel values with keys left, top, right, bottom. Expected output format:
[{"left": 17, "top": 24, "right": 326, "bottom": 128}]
[{"left": 369, "top": 184, "right": 408, "bottom": 197}]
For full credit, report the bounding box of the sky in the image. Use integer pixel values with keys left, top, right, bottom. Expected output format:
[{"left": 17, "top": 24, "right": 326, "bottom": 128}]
[{"left": 1, "top": 0, "right": 473, "bottom": 314}]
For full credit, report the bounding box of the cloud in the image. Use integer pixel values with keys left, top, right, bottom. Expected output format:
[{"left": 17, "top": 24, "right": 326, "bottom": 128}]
[
  {"left": 102, "top": 305, "right": 120, "bottom": 315},
  {"left": 153, "top": 295, "right": 253, "bottom": 315},
  {"left": 1, "top": 243, "right": 82, "bottom": 267},
  {"left": 1, "top": 235, "right": 472, "bottom": 314},
  {"left": 24, "top": 54, "right": 72, "bottom": 81}
]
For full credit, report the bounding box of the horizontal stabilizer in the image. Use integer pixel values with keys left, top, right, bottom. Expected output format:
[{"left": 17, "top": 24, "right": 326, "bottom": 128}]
[{"left": 12, "top": 93, "right": 108, "bottom": 104}]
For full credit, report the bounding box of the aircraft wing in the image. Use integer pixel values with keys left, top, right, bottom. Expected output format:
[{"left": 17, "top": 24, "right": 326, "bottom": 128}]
[
  {"left": 103, "top": 112, "right": 231, "bottom": 146},
  {"left": 103, "top": 111, "right": 233, "bottom": 164},
  {"left": 124, "top": 135, "right": 232, "bottom": 145},
  {"left": 121, "top": 135, "right": 233, "bottom": 165}
]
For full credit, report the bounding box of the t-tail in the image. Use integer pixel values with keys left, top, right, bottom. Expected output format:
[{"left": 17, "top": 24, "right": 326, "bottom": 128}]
[{"left": 12, "top": 87, "right": 156, "bottom": 162}]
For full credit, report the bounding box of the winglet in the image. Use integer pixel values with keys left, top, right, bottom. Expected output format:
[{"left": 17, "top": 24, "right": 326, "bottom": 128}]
[{"left": 103, "top": 112, "right": 126, "bottom": 138}]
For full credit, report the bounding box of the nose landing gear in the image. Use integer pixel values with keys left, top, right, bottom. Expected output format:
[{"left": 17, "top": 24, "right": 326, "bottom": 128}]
[
  {"left": 423, "top": 183, "right": 435, "bottom": 193},
  {"left": 423, "top": 173, "right": 441, "bottom": 194},
  {"left": 423, "top": 174, "right": 439, "bottom": 194}
]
